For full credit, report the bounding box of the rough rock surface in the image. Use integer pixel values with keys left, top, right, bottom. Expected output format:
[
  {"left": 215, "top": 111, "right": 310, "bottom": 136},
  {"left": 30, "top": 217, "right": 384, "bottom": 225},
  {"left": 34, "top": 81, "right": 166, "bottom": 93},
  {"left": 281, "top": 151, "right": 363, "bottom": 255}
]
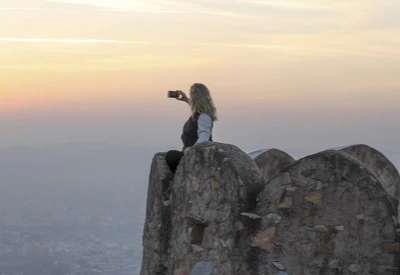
[
  {"left": 141, "top": 144, "right": 400, "bottom": 275},
  {"left": 141, "top": 153, "right": 174, "bottom": 275},
  {"left": 253, "top": 149, "right": 295, "bottom": 184},
  {"left": 256, "top": 150, "right": 398, "bottom": 274},
  {"left": 169, "top": 142, "right": 263, "bottom": 274},
  {"left": 339, "top": 144, "right": 400, "bottom": 199}
]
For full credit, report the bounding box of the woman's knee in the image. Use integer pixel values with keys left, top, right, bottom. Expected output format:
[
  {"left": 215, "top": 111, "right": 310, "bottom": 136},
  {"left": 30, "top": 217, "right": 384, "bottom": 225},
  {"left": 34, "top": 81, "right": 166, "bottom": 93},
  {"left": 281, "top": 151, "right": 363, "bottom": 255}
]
[{"left": 166, "top": 150, "right": 184, "bottom": 173}]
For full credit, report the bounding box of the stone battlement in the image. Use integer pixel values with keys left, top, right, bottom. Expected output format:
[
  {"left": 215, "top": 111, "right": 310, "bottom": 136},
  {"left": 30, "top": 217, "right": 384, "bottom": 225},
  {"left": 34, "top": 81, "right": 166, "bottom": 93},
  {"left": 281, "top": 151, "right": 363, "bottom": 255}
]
[{"left": 141, "top": 142, "right": 400, "bottom": 275}]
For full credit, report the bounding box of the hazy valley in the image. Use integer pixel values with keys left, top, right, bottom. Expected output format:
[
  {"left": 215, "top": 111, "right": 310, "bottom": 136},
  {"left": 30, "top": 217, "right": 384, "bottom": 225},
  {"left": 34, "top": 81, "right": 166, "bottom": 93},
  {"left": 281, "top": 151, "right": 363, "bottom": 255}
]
[
  {"left": 0, "top": 143, "right": 398, "bottom": 274},
  {"left": 0, "top": 143, "right": 153, "bottom": 274}
]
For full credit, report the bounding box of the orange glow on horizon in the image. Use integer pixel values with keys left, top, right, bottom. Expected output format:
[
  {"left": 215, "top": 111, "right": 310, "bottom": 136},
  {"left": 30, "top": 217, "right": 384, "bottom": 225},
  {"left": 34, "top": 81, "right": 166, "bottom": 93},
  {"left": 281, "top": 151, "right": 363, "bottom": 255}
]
[{"left": 1, "top": 0, "right": 400, "bottom": 118}]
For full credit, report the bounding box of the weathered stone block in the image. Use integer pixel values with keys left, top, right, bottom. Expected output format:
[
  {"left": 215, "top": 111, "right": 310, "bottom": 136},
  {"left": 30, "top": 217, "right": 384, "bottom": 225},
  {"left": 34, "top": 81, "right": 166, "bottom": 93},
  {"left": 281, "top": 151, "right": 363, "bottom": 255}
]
[
  {"left": 169, "top": 142, "right": 263, "bottom": 274},
  {"left": 253, "top": 149, "right": 295, "bottom": 184},
  {"left": 256, "top": 150, "right": 398, "bottom": 274}
]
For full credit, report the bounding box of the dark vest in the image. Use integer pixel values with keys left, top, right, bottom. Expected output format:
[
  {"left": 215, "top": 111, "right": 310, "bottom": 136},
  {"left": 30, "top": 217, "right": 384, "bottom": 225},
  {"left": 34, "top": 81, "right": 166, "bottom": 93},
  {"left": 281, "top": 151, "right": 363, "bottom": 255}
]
[{"left": 181, "top": 113, "right": 213, "bottom": 150}]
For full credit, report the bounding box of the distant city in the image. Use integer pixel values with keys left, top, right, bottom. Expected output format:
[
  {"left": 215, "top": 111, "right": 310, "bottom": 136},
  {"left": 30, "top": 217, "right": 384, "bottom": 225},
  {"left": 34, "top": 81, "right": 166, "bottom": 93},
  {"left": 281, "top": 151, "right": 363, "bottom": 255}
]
[
  {"left": 0, "top": 143, "right": 398, "bottom": 274},
  {"left": 0, "top": 144, "right": 151, "bottom": 275}
]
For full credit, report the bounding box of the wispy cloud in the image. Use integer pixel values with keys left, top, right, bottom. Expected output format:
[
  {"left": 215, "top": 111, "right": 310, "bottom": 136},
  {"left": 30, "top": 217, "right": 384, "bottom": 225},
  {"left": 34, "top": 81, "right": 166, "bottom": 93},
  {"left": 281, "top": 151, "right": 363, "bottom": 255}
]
[
  {"left": 0, "top": 8, "right": 62, "bottom": 11},
  {"left": 98, "top": 8, "right": 252, "bottom": 17},
  {"left": 0, "top": 38, "right": 133, "bottom": 44},
  {"left": 0, "top": 2, "right": 255, "bottom": 19},
  {"left": 200, "top": 42, "right": 295, "bottom": 51},
  {"left": 46, "top": 0, "right": 160, "bottom": 11},
  {"left": 237, "top": 0, "right": 326, "bottom": 10},
  {"left": 0, "top": 6, "right": 233, "bottom": 16}
]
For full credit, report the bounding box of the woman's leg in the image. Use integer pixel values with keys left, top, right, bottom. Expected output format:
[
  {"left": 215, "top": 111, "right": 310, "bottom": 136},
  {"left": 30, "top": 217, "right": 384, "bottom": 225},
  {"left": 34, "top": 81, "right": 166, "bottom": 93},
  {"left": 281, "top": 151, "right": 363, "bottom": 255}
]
[{"left": 166, "top": 150, "right": 184, "bottom": 173}]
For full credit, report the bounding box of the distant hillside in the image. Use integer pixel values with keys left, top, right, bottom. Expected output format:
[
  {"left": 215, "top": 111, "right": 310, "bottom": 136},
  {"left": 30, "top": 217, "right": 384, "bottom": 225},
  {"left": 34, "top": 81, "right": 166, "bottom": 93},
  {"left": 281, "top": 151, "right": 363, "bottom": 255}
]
[{"left": 0, "top": 142, "right": 158, "bottom": 275}]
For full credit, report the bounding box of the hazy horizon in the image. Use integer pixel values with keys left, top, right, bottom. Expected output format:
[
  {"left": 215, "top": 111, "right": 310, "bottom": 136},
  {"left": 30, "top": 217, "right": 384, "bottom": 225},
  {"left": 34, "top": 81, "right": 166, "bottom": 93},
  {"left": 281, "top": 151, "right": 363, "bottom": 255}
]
[
  {"left": 1, "top": 141, "right": 399, "bottom": 169},
  {"left": 1, "top": 0, "right": 400, "bottom": 153},
  {"left": 1, "top": 1, "right": 400, "bottom": 274}
]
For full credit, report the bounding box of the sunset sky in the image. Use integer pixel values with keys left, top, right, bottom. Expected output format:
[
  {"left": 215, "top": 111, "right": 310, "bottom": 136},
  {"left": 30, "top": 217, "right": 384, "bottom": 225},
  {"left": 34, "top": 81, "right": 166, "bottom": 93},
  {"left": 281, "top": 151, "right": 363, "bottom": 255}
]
[{"left": 1, "top": 0, "right": 399, "bottom": 152}]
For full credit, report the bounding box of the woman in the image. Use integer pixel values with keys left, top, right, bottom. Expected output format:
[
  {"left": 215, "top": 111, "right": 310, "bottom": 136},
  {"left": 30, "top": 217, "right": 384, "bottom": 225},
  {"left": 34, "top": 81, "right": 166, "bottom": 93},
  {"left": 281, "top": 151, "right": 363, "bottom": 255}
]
[{"left": 166, "top": 83, "right": 217, "bottom": 173}]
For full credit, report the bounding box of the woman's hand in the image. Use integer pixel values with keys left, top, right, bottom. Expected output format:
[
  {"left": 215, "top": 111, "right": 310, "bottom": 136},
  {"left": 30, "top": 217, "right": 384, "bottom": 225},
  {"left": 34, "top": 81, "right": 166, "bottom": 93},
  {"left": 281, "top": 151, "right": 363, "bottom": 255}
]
[{"left": 176, "top": 91, "right": 189, "bottom": 103}]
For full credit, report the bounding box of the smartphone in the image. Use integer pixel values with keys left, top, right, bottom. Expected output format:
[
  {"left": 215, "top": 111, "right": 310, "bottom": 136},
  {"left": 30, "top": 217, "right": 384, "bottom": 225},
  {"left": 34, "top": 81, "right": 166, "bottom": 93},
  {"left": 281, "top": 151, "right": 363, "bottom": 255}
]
[{"left": 168, "top": 91, "right": 179, "bottom": 98}]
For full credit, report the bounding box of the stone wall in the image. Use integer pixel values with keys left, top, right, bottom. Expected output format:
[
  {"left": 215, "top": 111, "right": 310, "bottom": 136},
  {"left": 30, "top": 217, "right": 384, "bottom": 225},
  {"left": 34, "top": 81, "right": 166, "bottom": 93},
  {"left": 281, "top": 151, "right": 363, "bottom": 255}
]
[{"left": 141, "top": 143, "right": 400, "bottom": 275}]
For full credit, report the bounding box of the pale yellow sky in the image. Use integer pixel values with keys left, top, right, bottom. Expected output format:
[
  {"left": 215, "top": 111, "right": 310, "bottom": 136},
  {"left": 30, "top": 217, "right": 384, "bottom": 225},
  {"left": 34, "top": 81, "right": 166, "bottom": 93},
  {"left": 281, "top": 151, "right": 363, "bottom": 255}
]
[{"left": 1, "top": 0, "right": 399, "bottom": 149}]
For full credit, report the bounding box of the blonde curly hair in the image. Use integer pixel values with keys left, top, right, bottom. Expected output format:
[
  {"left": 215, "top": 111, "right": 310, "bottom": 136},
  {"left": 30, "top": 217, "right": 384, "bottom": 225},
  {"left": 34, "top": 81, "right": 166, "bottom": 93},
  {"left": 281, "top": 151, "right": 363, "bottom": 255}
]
[{"left": 189, "top": 83, "right": 217, "bottom": 121}]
